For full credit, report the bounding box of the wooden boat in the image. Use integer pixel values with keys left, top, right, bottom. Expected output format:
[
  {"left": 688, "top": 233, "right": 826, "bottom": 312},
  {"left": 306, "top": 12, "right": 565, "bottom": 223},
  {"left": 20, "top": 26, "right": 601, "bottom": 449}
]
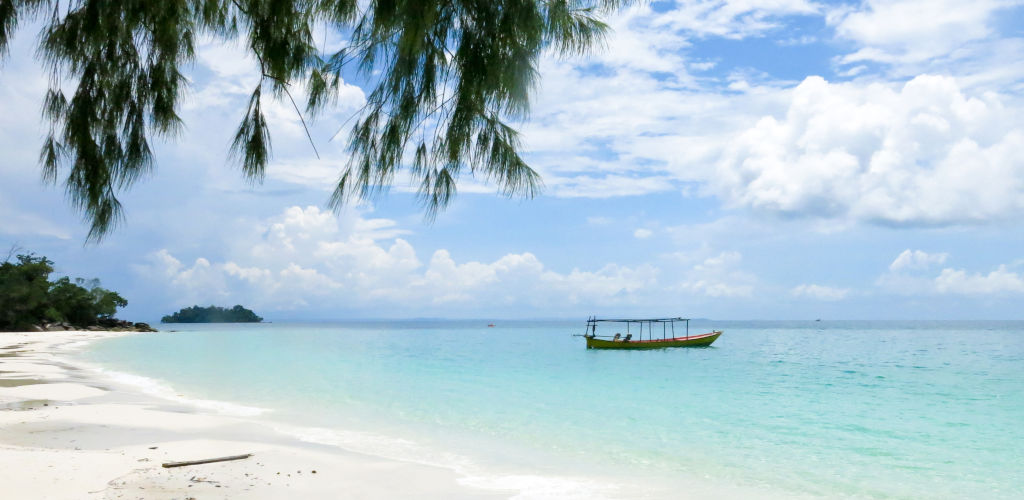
[{"left": 576, "top": 317, "right": 721, "bottom": 349}]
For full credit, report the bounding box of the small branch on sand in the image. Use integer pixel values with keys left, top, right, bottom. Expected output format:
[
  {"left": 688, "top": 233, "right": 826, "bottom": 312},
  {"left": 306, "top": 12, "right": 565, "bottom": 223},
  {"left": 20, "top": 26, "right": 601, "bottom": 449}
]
[{"left": 162, "top": 454, "right": 253, "bottom": 468}]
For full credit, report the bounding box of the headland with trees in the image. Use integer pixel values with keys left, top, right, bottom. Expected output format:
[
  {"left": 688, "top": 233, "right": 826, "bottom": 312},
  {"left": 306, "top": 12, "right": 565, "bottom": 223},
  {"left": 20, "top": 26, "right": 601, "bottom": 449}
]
[{"left": 0, "top": 252, "right": 154, "bottom": 332}]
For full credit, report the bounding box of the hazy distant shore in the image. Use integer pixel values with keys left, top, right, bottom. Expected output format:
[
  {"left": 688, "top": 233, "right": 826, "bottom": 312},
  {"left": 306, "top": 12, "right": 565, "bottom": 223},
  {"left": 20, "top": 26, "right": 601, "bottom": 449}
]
[{"left": 0, "top": 330, "right": 503, "bottom": 499}]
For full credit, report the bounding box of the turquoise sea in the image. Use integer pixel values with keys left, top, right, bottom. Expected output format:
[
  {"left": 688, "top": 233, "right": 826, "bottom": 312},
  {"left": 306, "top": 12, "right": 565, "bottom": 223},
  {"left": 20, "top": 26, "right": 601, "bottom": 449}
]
[{"left": 79, "top": 321, "right": 1024, "bottom": 499}]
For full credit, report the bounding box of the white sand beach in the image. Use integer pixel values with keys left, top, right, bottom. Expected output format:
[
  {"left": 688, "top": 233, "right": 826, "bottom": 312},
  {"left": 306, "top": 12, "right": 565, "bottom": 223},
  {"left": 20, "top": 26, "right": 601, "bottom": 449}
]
[{"left": 0, "top": 331, "right": 506, "bottom": 499}]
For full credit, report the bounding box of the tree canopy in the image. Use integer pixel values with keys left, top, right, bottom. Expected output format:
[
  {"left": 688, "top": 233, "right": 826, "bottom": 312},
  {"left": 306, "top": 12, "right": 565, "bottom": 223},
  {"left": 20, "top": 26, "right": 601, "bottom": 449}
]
[
  {"left": 161, "top": 304, "right": 263, "bottom": 323},
  {"left": 0, "top": 0, "right": 628, "bottom": 240},
  {"left": 0, "top": 253, "right": 127, "bottom": 330}
]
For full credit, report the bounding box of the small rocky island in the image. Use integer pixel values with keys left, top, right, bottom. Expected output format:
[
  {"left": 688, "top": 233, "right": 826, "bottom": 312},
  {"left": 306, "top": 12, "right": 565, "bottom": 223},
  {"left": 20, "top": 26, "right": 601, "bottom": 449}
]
[{"left": 161, "top": 305, "right": 263, "bottom": 323}]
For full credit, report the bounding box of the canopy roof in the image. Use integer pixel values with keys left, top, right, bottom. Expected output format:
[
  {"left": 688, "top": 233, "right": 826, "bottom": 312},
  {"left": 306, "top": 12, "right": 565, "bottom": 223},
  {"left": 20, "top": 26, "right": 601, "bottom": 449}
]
[
  {"left": 588, "top": 317, "right": 689, "bottom": 323},
  {"left": 580, "top": 316, "right": 692, "bottom": 341}
]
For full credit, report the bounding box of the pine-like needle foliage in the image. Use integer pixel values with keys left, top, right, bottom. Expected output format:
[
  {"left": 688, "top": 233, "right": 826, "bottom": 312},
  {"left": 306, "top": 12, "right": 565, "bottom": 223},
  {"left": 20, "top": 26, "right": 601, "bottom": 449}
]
[{"left": 1, "top": 0, "right": 628, "bottom": 240}]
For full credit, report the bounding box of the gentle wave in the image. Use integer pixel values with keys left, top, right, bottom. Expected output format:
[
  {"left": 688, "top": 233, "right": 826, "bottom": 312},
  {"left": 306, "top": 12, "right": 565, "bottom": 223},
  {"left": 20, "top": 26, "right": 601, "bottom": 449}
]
[
  {"left": 68, "top": 341, "right": 623, "bottom": 499},
  {"left": 270, "top": 422, "right": 623, "bottom": 499},
  {"left": 72, "top": 321, "right": 1024, "bottom": 499},
  {"left": 86, "top": 363, "right": 268, "bottom": 417},
  {"left": 95, "top": 364, "right": 624, "bottom": 498}
]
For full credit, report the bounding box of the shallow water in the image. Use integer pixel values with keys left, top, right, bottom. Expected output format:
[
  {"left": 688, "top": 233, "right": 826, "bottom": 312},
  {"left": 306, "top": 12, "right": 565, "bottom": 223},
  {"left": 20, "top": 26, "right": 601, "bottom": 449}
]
[{"left": 80, "top": 320, "right": 1024, "bottom": 498}]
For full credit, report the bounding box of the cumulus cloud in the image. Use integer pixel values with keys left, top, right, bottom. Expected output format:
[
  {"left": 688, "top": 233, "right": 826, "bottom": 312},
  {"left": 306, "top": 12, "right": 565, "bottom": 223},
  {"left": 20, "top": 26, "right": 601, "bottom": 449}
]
[
  {"left": 791, "top": 283, "right": 849, "bottom": 301},
  {"left": 674, "top": 251, "right": 756, "bottom": 298},
  {"left": 713, "top": 74, "right": 1024, "bottom": 226},
  {"left": 634, "top": 228, "right": 653, "bottom": 239},
  {"left": 934, "top": 266, "right": 1024, "bottom": 294},
  {"left": 136, "top": 206, "right": 686, "bottom": 315},
  {"left": 889, "top": 249, "right": 948, "bottom": 271},
  {"left": 143, "top": 251, "right": 233, "bottom": 304},
  {"left": 515, "top": 2, "right": 1024, "bottom": 224},
  {"left": 518, "top": 1, "right": 811, "bottom": 200},
  {"left": 830, "top": 0, "right": 1021, "bottom": 65},
  {"left": 519, "top": 4, "right": 1024, "bottom": 227},
  {"left": 878, "top": 250, "right": 1024, "bottom": 296},
  {"left": 133, "top": 205, "right": 768, "bottom": 316}
]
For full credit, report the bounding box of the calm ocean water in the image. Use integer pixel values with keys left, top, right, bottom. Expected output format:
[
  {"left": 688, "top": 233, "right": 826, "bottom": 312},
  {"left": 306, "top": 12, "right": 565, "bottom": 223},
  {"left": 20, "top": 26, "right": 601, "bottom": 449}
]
[{"left": 79, "top": 320, "right": 1024, "bottom": 499}]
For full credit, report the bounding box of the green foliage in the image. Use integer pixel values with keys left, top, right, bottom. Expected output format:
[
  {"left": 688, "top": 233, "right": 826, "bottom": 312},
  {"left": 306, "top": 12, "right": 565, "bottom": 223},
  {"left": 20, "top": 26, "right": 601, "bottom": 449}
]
[
  {"left": 0, "top": 0, "right": 628, "bottom": 240},
  {"left": 0, "top": 252, "right": 127, "bottom": 330},
  {"left": 161, "top": 304, "right": 263, "bottom": 323},
  {"left": 47, "top": 277, "right": 127, "bottom": 326},
  {"left": 0, "top": 254, "right": 55, "bottom": 330}
]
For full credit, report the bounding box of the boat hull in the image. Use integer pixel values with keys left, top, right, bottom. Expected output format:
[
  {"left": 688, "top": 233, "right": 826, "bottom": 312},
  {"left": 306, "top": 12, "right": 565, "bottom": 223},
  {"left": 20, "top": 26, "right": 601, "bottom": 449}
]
[{"left": 585, "top": 331, "right": 722, "bottom": 349}]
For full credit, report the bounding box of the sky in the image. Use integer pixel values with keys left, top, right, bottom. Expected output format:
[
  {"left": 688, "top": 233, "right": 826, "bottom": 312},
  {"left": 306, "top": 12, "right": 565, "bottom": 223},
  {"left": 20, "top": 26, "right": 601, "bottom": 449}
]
[{"left": 3, "top": 0, "right": 1024, "bottom": 321}]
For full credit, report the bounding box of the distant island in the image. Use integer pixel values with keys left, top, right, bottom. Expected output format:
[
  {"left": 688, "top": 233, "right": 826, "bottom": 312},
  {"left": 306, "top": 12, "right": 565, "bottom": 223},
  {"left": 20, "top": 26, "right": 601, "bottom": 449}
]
[{"left": 161, "top": 305, "right": 263, "bottom": 323}]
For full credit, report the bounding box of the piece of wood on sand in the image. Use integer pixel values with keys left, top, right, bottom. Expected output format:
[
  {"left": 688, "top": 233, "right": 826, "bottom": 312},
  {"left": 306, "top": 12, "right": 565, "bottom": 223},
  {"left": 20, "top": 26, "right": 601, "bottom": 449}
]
[{"left": 161, "top": 453, "right": 253, "bottom": 468}]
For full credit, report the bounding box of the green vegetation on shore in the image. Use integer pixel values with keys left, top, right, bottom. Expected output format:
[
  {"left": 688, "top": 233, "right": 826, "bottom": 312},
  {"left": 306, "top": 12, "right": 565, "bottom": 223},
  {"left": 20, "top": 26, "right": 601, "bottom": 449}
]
[
  {"left": 0, "top": 253, "right": 147, "bottom": 331},
  {"left": 161, "top": 305, "right": 263, "bottom": 323}
]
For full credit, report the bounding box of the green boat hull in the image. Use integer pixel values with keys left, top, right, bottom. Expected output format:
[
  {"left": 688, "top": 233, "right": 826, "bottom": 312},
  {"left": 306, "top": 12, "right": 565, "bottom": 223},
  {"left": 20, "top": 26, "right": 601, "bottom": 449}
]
[{"left": 585, "top": 331, "right": 722, "bottom": 349}]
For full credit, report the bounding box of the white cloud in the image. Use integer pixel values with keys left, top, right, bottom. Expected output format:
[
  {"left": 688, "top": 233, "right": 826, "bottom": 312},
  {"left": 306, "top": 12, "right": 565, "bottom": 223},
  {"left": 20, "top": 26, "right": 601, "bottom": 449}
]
[
  {"left": 830, "top": 0, "right": 1022, "bottom": 65},
  {"left": 136, "top": 206, "right": 686, "bottom": 314},
  {"left": 791, "top": 283, "right": 849, "bottom": 301},
  {"left": 517, "top": 2, "right": 1024, "bottom": 219},
  {"left": 265, "top": 159, "right": 346, "bottom": 189},
  {"left": 658, "top": 0, "right": 821, "bottom": 39},
  {"left": 633, "top": 228, "right": 654, "bottom": 239},
  {"left": 518, "top": 3, "right": 805, "bottom": 200},
  {"left": 675, "top": 251, "right": 756, "bottom": 298},
  {"left": 599, "top": 4, "right": 692, "bottom": 75},
  {"left": 144, "top": 251, "right": 233, "bottom": 305},
  {"left": 934, "top": 266, "right": 1024, "bottom": 294},
  {"left": 192, "top": 39, "right": 366, "bottom": 110},
  {"left": 778, "top": 35, "right": 818, "bottom": 46},
  {"left": 690, "top": 60, "right": 718, "bottom": 71},
  {"left": 180, "top": 38, "right": 366, "bottom": 192},
  {"left": 195, "top": 38, "right": 258, "bottom": 79},
  {"left": 134, "top": 204, "right": 766, "bottom": 315},
  {"left": 889, "top": 249, "right": 948, "bottom": 272},
  {"left": 878, "top": 250, "right": 1024, "bottom": 296},
  {"left": 713, "top": 74, "right": 1024, "bottom": 226},
  {"left": 546, "top": 174, "right": 681, "bottom": 198},
  {"left": 553, "top": 0, "right": 819, "bottom": 80}
]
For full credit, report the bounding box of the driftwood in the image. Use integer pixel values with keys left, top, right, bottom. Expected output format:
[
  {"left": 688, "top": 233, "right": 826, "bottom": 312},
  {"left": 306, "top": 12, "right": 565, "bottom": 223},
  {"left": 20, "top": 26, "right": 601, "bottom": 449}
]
[{"left": 161, "top": 453, "right": 253, "bottom": 468}]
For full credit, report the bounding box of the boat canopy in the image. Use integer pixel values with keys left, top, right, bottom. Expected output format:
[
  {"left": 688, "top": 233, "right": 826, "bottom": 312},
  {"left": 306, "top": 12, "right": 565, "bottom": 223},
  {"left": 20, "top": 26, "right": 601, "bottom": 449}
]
[
  {"left": 582, "top": 316, "right": 691, "bottom": 341},
  {"left": 587, "top": 317, "right": 689, "bottom": 323}
]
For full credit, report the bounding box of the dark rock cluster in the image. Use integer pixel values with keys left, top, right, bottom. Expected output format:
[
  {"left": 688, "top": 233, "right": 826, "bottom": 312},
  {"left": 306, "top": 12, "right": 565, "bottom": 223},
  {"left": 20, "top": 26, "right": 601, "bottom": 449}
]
[{"left": 33, "top": 319, "right": 157, "bottom": 333}]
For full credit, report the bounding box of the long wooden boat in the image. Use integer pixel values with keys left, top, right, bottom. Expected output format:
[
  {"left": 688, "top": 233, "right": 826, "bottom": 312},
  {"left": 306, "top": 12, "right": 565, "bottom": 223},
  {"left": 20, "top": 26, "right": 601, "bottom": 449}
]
[
  {"left": 577, "top": 317, "right": 722, "bottom": 350},
  {"left": 585, "top": 330, "right": 721, "bottom": 349}
]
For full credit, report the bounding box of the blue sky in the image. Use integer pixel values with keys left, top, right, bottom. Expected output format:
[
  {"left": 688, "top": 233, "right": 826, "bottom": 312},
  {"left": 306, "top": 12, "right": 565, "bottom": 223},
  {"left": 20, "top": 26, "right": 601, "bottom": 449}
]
[{"left": 3, "top": 0, "right": 1024, "bottom": 321}]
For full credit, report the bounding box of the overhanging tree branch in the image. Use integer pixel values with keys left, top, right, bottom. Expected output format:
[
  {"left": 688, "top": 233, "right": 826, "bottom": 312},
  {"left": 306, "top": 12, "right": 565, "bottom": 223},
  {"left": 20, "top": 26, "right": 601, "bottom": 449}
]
[{"left": 0, "top": 0, "right": 630, "bottom": 240}]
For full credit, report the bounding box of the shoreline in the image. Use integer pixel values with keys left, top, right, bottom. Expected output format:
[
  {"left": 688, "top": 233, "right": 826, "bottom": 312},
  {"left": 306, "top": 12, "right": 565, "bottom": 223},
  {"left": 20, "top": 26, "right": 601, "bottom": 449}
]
[{"left": 0, "top": 330, "right": 507, "bottom": 499}]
